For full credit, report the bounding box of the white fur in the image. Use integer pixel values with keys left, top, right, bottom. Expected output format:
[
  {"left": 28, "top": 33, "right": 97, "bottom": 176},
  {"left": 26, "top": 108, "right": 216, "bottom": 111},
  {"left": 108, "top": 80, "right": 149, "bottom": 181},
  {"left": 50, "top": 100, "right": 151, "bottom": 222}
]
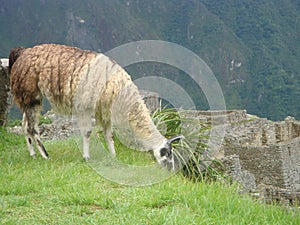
[{"left": 0, "top": 58, "right": 8, "bottom": 67}]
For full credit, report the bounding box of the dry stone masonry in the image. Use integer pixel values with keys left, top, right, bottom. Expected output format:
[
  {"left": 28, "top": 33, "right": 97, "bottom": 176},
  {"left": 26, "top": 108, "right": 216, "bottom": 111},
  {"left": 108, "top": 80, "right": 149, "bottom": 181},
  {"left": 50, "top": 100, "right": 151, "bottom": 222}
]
[
  {"left": 0, "top": 59, "right": 11, "bottom": 126},
  {"left": 195, "top": 110, "right": 300, "bottom": 206},
  {"left": 223, "top": 113, "right": 300, "bottom": 192}
]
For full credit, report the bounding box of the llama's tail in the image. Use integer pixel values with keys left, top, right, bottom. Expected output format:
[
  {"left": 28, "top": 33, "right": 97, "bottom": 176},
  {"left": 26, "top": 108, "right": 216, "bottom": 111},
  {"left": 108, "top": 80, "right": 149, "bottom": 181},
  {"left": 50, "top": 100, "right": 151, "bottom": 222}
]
[{"left": 9, "top": 47, "right": 25, "bottom": 71}]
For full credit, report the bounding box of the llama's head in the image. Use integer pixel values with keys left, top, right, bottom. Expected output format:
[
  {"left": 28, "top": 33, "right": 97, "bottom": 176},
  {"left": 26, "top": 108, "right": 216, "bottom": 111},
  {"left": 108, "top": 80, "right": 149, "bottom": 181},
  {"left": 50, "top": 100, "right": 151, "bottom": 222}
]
[{"left": 153, "top": 135, "right": 184, "bottom": 170}]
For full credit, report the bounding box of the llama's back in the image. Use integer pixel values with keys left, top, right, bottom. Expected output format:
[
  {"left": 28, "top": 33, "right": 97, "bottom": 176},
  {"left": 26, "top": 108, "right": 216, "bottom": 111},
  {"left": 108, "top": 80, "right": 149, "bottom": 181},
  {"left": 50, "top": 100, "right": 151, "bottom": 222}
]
[{"left": 10, "top": 44, "right": 98, "bottom": 112}]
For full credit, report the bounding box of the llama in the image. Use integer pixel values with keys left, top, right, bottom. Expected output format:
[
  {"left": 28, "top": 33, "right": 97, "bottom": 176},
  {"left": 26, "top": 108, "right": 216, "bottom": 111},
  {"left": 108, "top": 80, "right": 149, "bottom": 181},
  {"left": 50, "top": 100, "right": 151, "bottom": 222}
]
[{"left": 9, "top": 44, "right": 182, "bottom": 167}]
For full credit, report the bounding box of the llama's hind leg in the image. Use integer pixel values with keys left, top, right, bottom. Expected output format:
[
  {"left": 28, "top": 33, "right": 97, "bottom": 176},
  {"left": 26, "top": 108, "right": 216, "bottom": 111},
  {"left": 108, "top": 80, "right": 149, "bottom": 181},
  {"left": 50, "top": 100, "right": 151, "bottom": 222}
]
[
  {"left": 24, "top": 106, "right": 49, "bottom": 159},
  {"left": 22, "top": 112, "right": 36, "bottom": 157}
]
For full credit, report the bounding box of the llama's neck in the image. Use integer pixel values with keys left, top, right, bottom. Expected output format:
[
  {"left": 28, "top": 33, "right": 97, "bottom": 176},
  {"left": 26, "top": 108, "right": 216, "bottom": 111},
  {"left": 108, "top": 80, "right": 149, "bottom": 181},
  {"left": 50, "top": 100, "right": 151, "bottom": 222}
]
[
  {"left": 140, "top": 128, "right": 166, "bottom": 151},
  {"left": 104, "top": 66, "right": 166, "bottom": 151}
]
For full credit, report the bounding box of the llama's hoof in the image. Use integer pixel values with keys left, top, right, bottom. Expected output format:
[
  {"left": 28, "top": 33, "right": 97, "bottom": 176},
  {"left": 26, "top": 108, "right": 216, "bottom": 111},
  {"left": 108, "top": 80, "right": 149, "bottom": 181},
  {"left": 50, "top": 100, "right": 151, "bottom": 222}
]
[
  {"left": 30, "top": 154, "right": 37, "bottom": 159},
  {"left": 41, "top": 155, "right": 50, "bottom": 160},
  {"left": 110, "top": 152, "right": 116, "bottom": 158},
  {"left": 83, "top": 156, "right": 90, "bottom": 161}
]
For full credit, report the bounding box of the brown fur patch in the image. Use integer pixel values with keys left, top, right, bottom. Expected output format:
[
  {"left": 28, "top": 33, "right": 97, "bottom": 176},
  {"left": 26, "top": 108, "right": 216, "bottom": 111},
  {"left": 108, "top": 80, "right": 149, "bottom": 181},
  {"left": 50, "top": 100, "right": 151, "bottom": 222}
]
[
  {"left": 9, "top": 47, "right": 25, "bottom": 71},
  {"left": 10, "top": 44, "right": 97, "bottom": 110}
]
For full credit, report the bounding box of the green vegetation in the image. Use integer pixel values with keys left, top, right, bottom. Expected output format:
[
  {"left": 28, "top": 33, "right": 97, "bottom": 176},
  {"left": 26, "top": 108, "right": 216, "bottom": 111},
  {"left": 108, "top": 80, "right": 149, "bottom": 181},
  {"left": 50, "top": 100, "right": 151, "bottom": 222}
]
[
  {"left": 151, "top": 107, "right": 221, "bottom": 181},
  {"left": 0, "top": 0, "right": 299, "bottom": 121},
  {"left": 1, "top": 127, "right": 300, "bottom": 224}
]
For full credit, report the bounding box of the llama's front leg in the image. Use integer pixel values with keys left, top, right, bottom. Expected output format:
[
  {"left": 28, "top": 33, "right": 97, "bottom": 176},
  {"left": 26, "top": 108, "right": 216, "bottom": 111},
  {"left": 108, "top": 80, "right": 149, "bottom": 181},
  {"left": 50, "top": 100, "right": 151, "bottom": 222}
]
[
  {"left": 103, "top": 123, "right": 116, "bottom": 157},
  {"left": 82, "top": 130, "right": 91, "bottom": 160},
  {"left": 77, "top": 115, "right": 92, "bottom": 160}
]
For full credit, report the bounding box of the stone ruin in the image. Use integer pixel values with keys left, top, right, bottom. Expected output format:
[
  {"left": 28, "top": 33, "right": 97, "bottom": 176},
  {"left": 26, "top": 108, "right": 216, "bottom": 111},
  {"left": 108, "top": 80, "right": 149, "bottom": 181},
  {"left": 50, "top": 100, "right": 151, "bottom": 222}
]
[
  {"left": 0, "top": 59, "right": 11, "bottom": 126},
  {"left": 195, "top": 110, "right": 300, "bottom": 206},
  {"left": 223, "top": 115, "right": 300, "bottom": 191}
]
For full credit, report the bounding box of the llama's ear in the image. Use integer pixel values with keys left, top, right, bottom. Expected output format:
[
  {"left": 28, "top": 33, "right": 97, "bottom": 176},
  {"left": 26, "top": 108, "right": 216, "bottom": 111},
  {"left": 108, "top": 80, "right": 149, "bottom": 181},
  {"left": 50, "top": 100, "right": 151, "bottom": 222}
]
[{"left": 167, "top": 135, "right": 184, "bottom": 144}]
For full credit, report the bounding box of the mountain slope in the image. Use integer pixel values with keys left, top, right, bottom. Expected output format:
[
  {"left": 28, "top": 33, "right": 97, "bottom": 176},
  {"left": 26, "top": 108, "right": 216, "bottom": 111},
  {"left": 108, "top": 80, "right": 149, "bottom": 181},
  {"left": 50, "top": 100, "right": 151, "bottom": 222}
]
[{"left": 0, "top": 0, "right": 299, "bottom": 120}]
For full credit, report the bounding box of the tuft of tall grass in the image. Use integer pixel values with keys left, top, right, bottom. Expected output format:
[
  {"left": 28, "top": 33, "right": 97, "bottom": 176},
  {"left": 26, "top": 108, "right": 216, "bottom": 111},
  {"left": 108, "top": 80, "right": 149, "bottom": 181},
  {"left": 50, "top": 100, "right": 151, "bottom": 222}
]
[{"left": 150, "top": 106, "right": 226, "bottom": 182}]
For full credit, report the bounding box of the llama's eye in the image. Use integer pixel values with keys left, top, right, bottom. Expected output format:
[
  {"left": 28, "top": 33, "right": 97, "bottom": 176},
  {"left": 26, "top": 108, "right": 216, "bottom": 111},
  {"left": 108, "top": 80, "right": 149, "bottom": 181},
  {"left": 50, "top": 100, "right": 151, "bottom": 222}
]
[{"left": 160, "top": 148, "right": 169, "bottom": 157}]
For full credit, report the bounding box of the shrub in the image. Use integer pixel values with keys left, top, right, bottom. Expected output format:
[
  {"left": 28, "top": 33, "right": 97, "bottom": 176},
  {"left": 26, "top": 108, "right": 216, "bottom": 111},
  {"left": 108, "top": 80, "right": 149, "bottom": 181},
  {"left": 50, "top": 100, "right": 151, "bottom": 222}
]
[{"left": 151, "top": 106, "right": 226, "bottom": 181}]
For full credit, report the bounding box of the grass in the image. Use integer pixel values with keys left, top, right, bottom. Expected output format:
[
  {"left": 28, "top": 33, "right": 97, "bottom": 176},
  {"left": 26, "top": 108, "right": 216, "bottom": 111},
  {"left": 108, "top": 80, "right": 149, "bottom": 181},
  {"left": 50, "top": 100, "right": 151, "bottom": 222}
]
[
  {"left": 151, "top": 107, "right": 223, "bottom": 181},
  {"left": 0, "top": 127, "right": 300, "bottom": 224}
]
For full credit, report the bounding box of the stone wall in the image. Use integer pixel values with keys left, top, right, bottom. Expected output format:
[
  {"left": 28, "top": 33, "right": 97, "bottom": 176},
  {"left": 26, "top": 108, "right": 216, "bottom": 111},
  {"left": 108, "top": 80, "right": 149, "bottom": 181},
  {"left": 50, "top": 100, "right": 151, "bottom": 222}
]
[
  {"left": 222, "top": 154, "right": 256, "bottom": 192},
  {"left": 224, "top": 143, "right": 286, "bottom": 189},
  {"left": 251, "top": 184, "right": 300, "bottom": 206},
  {"left": 173, "top": 108, "right": 300, "bottom": 193},
  {"left": 183, "top": 109, "right": 248, "bottom": 125},
  {"left": 279, "top": 138, "right": 300, "bottom": 191},
  {"left": 139, "top": 90, "right": 159, "bottom": 113},
  {"left": 0, "top": 61, "right": 11, "bottom": 126},
  {"left": 223, "top": 114, "right": 300, "bottom": 192}
]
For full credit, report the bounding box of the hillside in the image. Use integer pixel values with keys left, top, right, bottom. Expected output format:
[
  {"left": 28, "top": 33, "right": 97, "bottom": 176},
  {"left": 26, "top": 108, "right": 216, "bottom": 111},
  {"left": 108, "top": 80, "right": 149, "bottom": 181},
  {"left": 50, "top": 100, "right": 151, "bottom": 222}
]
[
  {"left": 0, "top": 0, "right": 299, "bottom": 120},
  {"left": 1, "top": 127, "right": 300, "bottom": 224}
]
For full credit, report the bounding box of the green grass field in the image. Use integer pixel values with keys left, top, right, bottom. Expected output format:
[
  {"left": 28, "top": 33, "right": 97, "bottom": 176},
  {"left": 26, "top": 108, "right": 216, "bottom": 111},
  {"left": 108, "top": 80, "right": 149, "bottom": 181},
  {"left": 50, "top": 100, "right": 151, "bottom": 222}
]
[{"left": 0, "top": 127, "right": 299, "bottom": 224}]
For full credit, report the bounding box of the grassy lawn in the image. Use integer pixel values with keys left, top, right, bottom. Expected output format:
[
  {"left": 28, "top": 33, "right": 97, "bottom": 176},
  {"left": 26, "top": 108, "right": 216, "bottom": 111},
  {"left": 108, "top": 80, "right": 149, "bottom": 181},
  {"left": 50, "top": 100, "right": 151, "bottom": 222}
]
[{"left": 0, "top": 127, "right": 299, "bottom": 224}]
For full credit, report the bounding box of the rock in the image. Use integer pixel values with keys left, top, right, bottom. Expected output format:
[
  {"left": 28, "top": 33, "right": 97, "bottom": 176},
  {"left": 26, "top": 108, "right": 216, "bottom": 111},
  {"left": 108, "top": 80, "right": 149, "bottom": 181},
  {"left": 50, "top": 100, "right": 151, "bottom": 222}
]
[
  {"left": 0, "top": 61, "right": 11, "bottom": 126},
  {"left": 222, "top": 154, "right": 256, "bottom": 192}
]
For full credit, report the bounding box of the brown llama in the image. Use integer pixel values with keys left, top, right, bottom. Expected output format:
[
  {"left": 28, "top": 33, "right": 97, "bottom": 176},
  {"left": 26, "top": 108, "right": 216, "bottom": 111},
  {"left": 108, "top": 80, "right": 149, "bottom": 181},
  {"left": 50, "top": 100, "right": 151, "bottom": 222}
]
[{"left": 9, "top": 44, "right": 182, "bottom": 167}]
